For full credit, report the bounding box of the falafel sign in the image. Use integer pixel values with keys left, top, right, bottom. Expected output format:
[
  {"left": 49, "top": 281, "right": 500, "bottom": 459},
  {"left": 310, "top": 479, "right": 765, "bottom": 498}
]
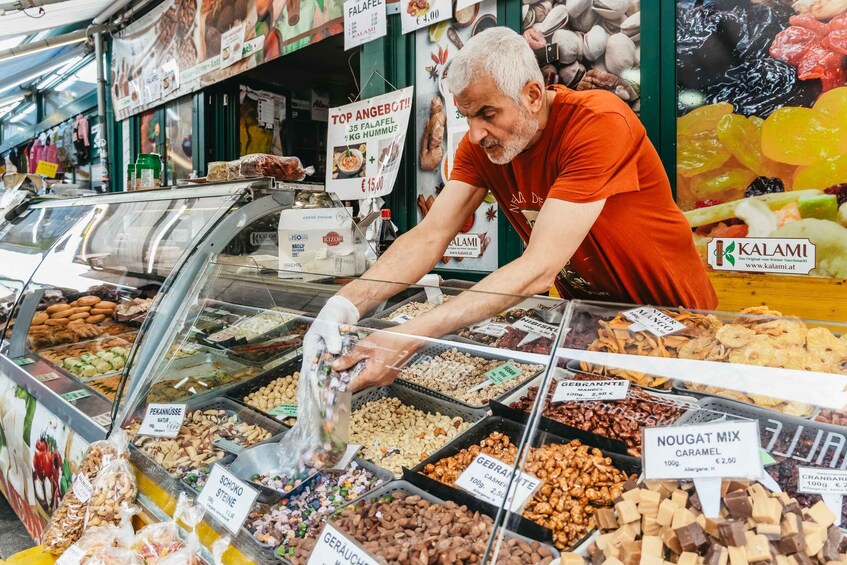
[{"left": 326, "top": 87, "right": 414, "bottom": 199}]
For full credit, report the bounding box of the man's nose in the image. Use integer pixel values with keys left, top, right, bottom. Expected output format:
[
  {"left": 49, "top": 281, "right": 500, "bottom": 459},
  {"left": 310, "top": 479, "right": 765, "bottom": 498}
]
[{"left": 468, "top": 120, "right": 487, "bottom": 145}]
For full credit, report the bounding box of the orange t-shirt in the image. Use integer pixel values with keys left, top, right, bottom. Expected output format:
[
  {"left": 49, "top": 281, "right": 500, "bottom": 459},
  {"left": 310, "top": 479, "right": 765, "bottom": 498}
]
[{"left": 451, "top": 86, "right": 717, "bottom": 310}]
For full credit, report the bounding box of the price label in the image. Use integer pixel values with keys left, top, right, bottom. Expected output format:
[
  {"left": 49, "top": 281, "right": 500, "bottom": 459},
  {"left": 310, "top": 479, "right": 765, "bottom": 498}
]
[
  {"left": 511, "top": 317, "right": 558, "bottom": 339},
  {"left": 37, "top": 372, "right": 61, "bottom": 383},
  {"left": 344, "top": 0, "right": 387, "bottom": 50},
  {"left": 390, "top": 313, "right": 413, "bottom": 323},
  {"left": 552, "top": 379, "right": 630, "bottom": 403},
  {"left": 220, "top": 23, "right": 246, "bottom": 68},
  {"left": 642, "top": 421, "right": 762, "bottom": 480},
  {"left": 455, "top": 452, "right": 543, "bottom": 511},
  {"left": 61, "top": 390, "right": 90, "bottom": 403},
  {"left": 470, "top": 322, "right": 508, "bottom": 338},
  {"left": 56, "top": 543, "right": 86, "bottom": 565},
  {"left": 72, "top": 474, "right": 93, "bottom": 502},
  {"left": 13, "top": 357, "right": 34, "bottom": 366},
  {"left": 798, "top": 468, "right": 847, "bottom": 495},
  {"left": 308, "top": 522, "right": 381, "bottom": 565},
  {"left": 622, "top": 306, "right": 686, "bottom": 337},
  {"left": 138, "top": 403, "right": 186, "bottom": 438},
  {"left": 269, "top": 403, "right": 298, "bottom": 419},
  {"left": 400, "top": 0, "right": 450, "bottom": 33},
  {"left": 35, "top": 160, "right": 58, "bottom": 178},
  {"left": 485, "top": 362, "right": 523, "bottom": 385},
  {"left": 92, "top": 413, "right": 112, "bottom": 427},
  {"left": 197, "top": 464, "right": 259, "bottom": 535},
  {"left": 360, "top": 176, "right": 386, "bottom": 193}
]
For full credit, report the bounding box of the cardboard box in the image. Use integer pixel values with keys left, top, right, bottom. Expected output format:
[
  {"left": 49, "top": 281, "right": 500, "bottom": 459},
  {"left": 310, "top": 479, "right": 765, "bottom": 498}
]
[{"left": 277, "top": 207, "right": 368, "bottom": 278}]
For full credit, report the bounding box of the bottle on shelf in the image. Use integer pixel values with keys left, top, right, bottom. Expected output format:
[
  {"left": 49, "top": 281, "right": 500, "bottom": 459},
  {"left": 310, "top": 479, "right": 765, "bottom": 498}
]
[{"left": 377, "top": 208, "right": 397, "bottom": 256}]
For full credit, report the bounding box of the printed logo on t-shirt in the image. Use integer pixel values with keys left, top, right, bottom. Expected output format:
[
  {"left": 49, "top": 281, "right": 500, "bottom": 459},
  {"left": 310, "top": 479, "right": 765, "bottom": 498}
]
[{"left": 521, "top": 209, "right": 539, "bottom": 229}]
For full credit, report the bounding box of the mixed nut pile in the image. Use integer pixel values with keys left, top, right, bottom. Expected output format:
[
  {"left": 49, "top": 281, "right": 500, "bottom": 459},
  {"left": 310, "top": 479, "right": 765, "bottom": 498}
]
[
  {"left": 397, "top": 348, "right": 543, "bottom": 405},
  {"left": 421, "top": 432, "right": 633, "bottom": 550},
  {"left": 349, "top": 396, "right": 470, "bottom": 476},
  {"left": 332, "top": 491, "right": 558, "bottom": 564},
  {"left": 128, "top": 408, "right": 271, "bottom": 478}
]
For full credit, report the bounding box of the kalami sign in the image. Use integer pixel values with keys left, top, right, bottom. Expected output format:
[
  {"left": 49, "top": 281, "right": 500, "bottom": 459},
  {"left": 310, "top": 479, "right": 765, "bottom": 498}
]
[{"left": 707, "top": 237, "right": 816, "bottom": 275}]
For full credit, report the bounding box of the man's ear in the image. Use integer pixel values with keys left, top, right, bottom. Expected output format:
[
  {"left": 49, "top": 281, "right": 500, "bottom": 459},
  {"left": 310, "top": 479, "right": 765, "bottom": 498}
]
[{"left": 523, "top": 81, "right": 545, "bottom": 113}]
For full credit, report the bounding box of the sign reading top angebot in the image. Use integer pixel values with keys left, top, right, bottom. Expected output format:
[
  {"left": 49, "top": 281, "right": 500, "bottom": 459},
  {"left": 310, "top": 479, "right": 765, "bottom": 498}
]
[
  {"left": 326, "top": 87, "right": 413, "bottom": 200},
  {"left": 707, "top": 237, "right": 816, "bottom": 275}
]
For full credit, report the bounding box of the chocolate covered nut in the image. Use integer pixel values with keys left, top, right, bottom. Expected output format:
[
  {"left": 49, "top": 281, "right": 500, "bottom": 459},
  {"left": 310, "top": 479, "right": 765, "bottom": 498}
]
[
  {"left": 726, "top": 490, "right": 754, "bottom": 520},
  {"left": 720, "top": 520, "right": 747, "bottom": 547},
  {"left": 676, "top": 522, "right": 709, "bottom": 552}
]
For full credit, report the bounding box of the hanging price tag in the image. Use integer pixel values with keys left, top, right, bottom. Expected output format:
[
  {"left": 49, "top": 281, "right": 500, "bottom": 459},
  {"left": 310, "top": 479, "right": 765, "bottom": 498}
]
[
  {"left": 138, "top": 403, "right": 186, "bottom": 438},
  {"left": 454, "top": 452, "right": 543, "bottom": 511},
  {"left": 197, "top": 464, "right": 259, "bottom": 535},
  {"left": 798, "top": 467, "right": 847, "bottom": 525},
  {"left": 35, "top": 161, "right": 59, "bottom": 178},
  {"left": 622, "top": 306, "right": 686, "bottom": 337},
  {"left": 61, "top": 390, "right": 90, "bottom": 403},
  {"left": 269, "top": 403, "right": 298, "bottom": 419},
  {"left": 552, "top": 379, "right": 630, "bottom": 403},
  {"left": 309, "top": 522, "right": 381, "bottom": 565}
]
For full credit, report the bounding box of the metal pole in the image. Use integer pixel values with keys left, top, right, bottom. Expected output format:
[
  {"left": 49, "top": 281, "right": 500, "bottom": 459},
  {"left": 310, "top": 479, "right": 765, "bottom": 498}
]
[
  {"left": 0, "top": 28, "right": 93, "bottom": 63},
  {"left": 0, "top": 0, "right": 66, "bottom": 12},
  {"left": 93, "top": 29, "right": 108, "bottom": 191}
]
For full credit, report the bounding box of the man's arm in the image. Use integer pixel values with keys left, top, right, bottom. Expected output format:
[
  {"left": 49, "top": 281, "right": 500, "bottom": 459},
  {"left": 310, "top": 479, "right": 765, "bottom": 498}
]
[
  {"left": 338, "top": 180, "right": 486, "bottom": 316},
  {"left": 336, "top": 197, "right": 605, "bottom": 390}
]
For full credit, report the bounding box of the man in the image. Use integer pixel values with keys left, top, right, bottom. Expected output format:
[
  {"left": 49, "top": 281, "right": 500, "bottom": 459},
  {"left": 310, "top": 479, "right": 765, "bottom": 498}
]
[{"left": 308, "top": 27, "right": 716, "bottom": 390}]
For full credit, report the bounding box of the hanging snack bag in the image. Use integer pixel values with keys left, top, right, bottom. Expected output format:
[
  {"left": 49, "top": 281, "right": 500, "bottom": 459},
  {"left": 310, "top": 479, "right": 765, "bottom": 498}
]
[
  {"left": 133, "top": 493, "right": 197, "bottom": 564},
  {"left": 85, "top": 431, "right": 137, "bottom": 529},
  {"left": 157, "top": 495, "right": 206, "bottom": 565},
  {"left": 42, "top": 434, "right": 123, "bottom": 554},
  {"left": 84, "top": 546, "right": 144, "bottom": 565}
]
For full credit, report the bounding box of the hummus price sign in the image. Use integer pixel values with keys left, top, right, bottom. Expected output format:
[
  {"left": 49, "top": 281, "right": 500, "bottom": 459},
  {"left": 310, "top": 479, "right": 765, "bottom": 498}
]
[{"left": 326, "top": 87, "right": 413, "bottom": 200}]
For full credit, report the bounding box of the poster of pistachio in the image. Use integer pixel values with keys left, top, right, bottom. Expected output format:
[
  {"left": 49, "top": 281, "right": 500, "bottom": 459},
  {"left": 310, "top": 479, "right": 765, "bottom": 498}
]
[{"left": 522, "top": 0, "right": 641, "bottom": 113}]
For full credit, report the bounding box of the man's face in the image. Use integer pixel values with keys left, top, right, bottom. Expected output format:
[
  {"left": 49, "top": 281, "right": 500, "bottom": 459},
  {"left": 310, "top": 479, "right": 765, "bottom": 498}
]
[{"left": 455, "top": 76, "right": 539, "bottom": 165}]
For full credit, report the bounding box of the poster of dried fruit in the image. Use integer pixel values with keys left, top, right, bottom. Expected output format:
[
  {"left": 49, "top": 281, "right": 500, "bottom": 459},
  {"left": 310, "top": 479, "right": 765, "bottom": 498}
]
[
  {"left": 677, "top": 0, "right": 847, "bottom": 279},
  {"left": 414, "top": 1, "right": 500, "bottom": 272}
]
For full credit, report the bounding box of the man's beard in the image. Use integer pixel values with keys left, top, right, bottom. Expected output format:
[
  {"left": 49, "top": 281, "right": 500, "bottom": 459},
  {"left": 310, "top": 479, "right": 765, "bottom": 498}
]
[{"left": 480, "top": 106, "right": 539, "bottom": 165}]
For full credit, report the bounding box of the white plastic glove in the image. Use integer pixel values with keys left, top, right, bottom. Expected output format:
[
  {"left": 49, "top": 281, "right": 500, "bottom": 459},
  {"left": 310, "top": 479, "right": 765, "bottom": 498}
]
[{"left": 302, "top": 295, "right": 360, "bottom": 362}]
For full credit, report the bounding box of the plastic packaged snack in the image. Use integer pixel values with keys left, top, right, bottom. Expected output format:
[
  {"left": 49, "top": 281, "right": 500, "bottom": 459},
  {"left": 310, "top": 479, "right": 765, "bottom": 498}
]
[
  {"left": 133, "top": 493, "right": 196, "bottom": 564},
  {"left": 226, "top": 160, "right": 241, "bottom": 180},
  {"left": 84, "top": 546, "right": 144, "bottom": 565},
  {"left": 85, "top": 431, "right": 138, "bottom": 529},
  {"left": 157, "top": 495, "right": 205, "bottom": 565},
  {"left": 238, "top": 154, "right": 315, "bottom": 182},
  {"left": 276, "top": 328, "right": 364, "bottom": 474},
  {"left": 206, "top": 161, "right": 228, "bottom": 181},
  {"left": 42, "top": 436, "right": 122, "bottom": 554},
  {"left": 58, "top": 506, "right": 137, "bottom": 564}
]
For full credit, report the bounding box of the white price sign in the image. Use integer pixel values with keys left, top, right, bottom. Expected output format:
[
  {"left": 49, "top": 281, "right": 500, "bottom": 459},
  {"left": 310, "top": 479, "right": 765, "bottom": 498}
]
[
  {"left": 622, "top": 306, "right": 686, "bottom": 337},
  {"left": 308, "top": 522, "right": 381, "bottom": 565},
  {"left": 344, "top": 0, "right": 387, "bottom": 50},
  {"left": 471, "top": 322, "right": 508, "bottom": 338},
  {"left": 138, "top": 403, "right": 186, "bottom": 438},
  {"left": 798, "top": 468, "right": 847, "bottom": 494},
  {"left": 197, "top": 464, "right": 259, "bottom": 535},
  {"left": 642, "top": 421, "right": 762, "bottom": 480},
  {"left": 55, "top": 543, "right": 86, "bottom": 565},
  {"left": 400, "top": 0, "right": 450, "bottom": 33},
  {"left": 455, "top": 453, "right": 542, "bottom": 511},
  {"left": 511, "top": 317, "right": 558, "bottom": 339},
  {"left": 552, "top": 379, "right": 630, "bottom": 403}
]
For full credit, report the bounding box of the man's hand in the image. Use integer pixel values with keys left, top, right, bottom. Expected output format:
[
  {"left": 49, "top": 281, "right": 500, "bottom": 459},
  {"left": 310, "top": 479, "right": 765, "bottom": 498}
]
[
  {"left": 302, "top": 296, "right": 361, "bottom": 363},
  {"left": 332, "top": 329, "right": 426, "bottom": 392}
]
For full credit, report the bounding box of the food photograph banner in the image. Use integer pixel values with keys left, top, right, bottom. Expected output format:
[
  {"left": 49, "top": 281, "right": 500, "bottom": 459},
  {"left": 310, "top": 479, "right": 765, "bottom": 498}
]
[
  {"left": 326, "top": 87, "right": 414, "bottom": 200},
  {"left": 676, "top": 0, "right": 847, "bottom": 279},
  {"left": 415, "top": 1, "right": 499, "bottom": 272},
  {"left": 111, "top": 0, "right": 344, "bottom": 120}
]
